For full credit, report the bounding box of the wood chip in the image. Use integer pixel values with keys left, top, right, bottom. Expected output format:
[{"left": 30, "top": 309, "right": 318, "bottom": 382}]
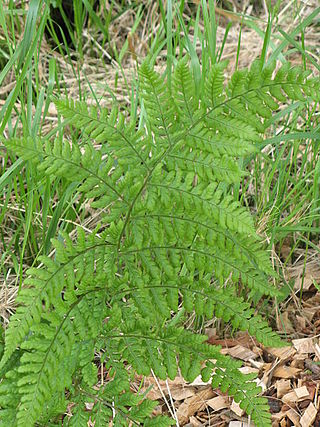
[
  {"left": 207, "top": 395, "right": 229, "bottom": 411},
  {"left": 280, "top": 418, "right": 287, "bottom": 427},
  {"left": 282, "top": 391, "right": 298, "bottom": 404},
  {"left": 314, "top": 342, "right": 320, "bottom": 360},
  {"left": 296, "top": 315, "right": 306, "bottom": 331},
  {"left": 239, "top": 366, "right": 259, "bottom": 375},
  {"left": 230, "top": 400, "right": 244, "bottom": 417},
  {"left": 286, "top": 408, "right": 301, "bottom": 427},
  {"left": 189, "top": 375, "right": 211, "bottom": 386},
  {"left": 276, "top": 311, "right": 295, "bottom": 334},
  {"left": 294, "top": 386, "right": 310, "bottom": 400},
  {"left": 267, "top": 346, "right": 296, "bottom": 361},
  {"left": 273, "top": 365, "right": 301, "bottom": 379},
  {"left": 291, "top": 354, "right": 306, "bottom": 369},
  {"left": 300, "top": 402, "right": 317, "bottom": 427},
  {"left": 249, "top": 359, "right": 264, "bottom": 369},
  {"left": 292, "top": 338, "right": 315, "bottom": 354},
  {"left": 229, "top": 422, "right": 251, "bottom": 427},
  {"left": 177, "top": 386, "right": 215, "bottom": 424},
  {"left": 305, "top": 358, "right": 320, "bottom": 376},
  {"left": 276, "top": 379, "right": 291, "bottom": 398},
  {"left": 221, "top": 344, "right": 258, "bottom": 361},
  {"left": 171, "top": 387, "right": 196, "bottom": 401},
  {"left": 272, "top": 411, "right": 286, "bottom": 421},
  {"left": 188, "top": 416, "right": 202, "bottom": 426}
]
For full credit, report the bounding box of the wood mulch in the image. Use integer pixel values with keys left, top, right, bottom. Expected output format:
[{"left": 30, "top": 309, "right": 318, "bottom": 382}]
[{"left": 136, "top": 282, "right": 320, "bottom": 427}]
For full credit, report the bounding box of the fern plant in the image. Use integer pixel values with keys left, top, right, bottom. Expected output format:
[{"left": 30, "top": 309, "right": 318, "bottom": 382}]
[{"left": 1, "top": 56, "right": 319, "bottom": 426}]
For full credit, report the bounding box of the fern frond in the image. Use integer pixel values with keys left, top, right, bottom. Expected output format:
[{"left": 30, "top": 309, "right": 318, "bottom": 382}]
[{"left": 3, "top": 54, "right": 315, "bottom": 426}]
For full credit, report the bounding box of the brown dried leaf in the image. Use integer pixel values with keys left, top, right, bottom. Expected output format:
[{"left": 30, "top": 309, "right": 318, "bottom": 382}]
[
  {"left": 188, "top": 416, "right": 202, "bottom": 426},
  {"left": 189, "top": 375, "right": 211, "bottom": 386},
  {"left": 272, "top": 411, "right": 286, "bottom": 422}
]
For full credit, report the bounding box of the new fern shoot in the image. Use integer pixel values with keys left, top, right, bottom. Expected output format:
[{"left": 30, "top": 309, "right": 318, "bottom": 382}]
[{"left": 1, "top": 56, "right": 319, "bottom": 426}]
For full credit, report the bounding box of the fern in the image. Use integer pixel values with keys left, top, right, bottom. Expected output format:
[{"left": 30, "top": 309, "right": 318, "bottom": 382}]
[{"left": 1, "top": 56, "right": 319, "bottom": 426}]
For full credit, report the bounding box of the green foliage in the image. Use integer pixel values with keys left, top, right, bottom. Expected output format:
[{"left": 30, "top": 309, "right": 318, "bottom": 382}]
[{"left": 1, "top": 56, "right": 319, "bottom": 426}]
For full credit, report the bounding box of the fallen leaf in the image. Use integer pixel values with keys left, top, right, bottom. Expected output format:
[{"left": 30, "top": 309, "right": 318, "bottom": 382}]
[
  {"left": 189, "top": 375, "right": 211, "bottom": 386},
  {"left": 292, "top": 263, "right": 320, "bottom": 291},
  {"left": 272, "top": 411, "right": 286, "bottom": 422},
  {"left": 188, "top": 416, "right": 202, "bottom": 426}
]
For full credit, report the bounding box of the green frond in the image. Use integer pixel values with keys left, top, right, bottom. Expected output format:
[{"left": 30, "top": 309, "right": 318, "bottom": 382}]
[
  {"left": 173, "top": 56, "right": 199, "bottom": 120},
  {"left": 139, "top": 61, "right": 181, "bottom": 147}
]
